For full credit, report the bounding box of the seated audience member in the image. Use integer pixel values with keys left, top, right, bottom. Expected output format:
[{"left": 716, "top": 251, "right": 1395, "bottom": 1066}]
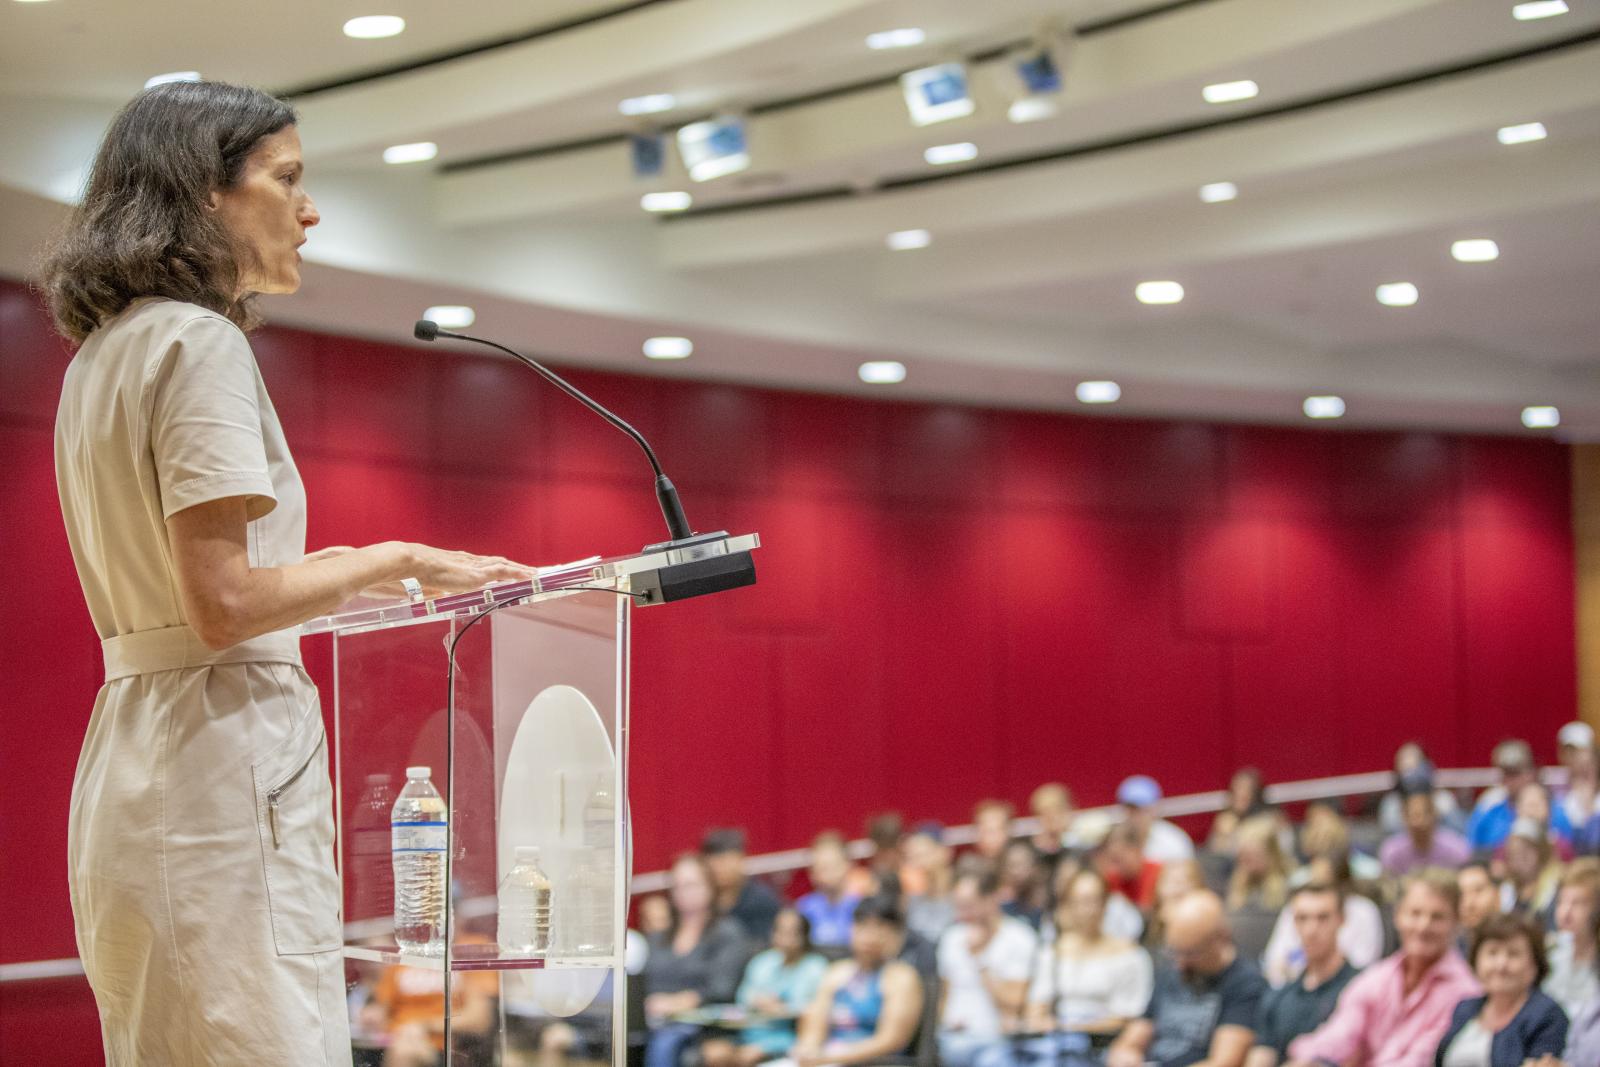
[
  {"left": 1382, "top": 788, "right": 1474, "bottom": 877},
  {"left": 1545, "top": 860, "right": 1600, "bottom": 1018},
  {"left": 1502, "top": 817, "right": 1565, "bottom": 924},
  {"left": 1099, "top": 821, "right": 1163, "bottom": 914},
  {"left": 903, "top": 822, "right": 957, "bottom": 945},
  {"left": 366, "top": 933, "right": 498, "bottom": 1067},
  {"left": 796, "top": 836, "right": 864, "bottom": 951},
  {"left": 1015, "top": 868, "right": 1152, "bottom": 1059},
  {"left": 700, "top": 909, "right": 829, "bottom": 1067},
  {"left": 705, "top": 828, "right": 784, "bottom": 943},
  {"left": 1208, "top": 768, "right": 1273, "bottom": 859},
  {"left": 1434, "top": 912, "right": 1568, "bottom": 1064},
  {"left": 1292, "top": 801, "right": 1383, "bottom": 886},
  {"left": 1144, "top": 858, "right": 1208, "bottom": 952},
  {"left": 936, "top": 869, "right": 1038, "bottom": 1067},
  {"left": 1106, "top": 890, "right": 1266, "bottom": 1067},
  {"left": 1556, "top": 723, "right": 1600, "bottom": 852},
  {"left": 1283, "top": 870, "right": 1481, "bottom": 1067},
  {"left": 1049, "top": 837, "right": 1145, "bottom": 945},
  {"left": 866, "top": 813, "right": 908, "bottom": 896},
  {"left": 1458, "top": 862, "right": 1505, "bottom": 956},
  {"left": 998, "top": 839, "right": 1049, "bottom": 930},
  {"left": 1226, "top": 815, "right": 1294, "bottom": 963},
  {"left": 1119, "top": 776, "right": 1197, "bottom": 864},
  {"left": 1263, "top": 852, "right": 1385, "bottom": 985},
  {"left": 1469, "top": 740, "right": 1540, "bottom": 853},
  {"left": 1029, "top": 782, "right": 1076, "bottom": 874},
  {"left": 644, "top": 854, "right": 755, "bottom": 1067},
  {"left": 774, "top": 895, "right": 924, "bottom": 1067},
  {"left": 974, "top": 799, "right": 1017, "bottom": 864},
  {"left": 640, "top": 892, "right": 674, "bottom": 936},
  {"left": 1379, "top": 744, "right": 1465, "bottom": 838},
  {"left": 1512, "top": 782, "right": 1577, "bottom": 859},
  {"left": 1243, "top": 884, "right": 1359, "bottom": 1067}
]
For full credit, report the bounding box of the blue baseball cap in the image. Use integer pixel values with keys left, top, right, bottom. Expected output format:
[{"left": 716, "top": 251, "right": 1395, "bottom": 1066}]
[{"left": 1116, "top": 775, "right": 1162, "bottom": 808}]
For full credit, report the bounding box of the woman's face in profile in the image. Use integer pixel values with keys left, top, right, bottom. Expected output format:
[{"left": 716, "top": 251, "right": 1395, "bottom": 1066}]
[{"left": 211, "top": 125, "right": 319, "bottom": 296}]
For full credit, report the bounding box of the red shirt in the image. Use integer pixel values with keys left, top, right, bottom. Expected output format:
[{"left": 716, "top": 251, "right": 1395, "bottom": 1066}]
[{"left": 1101, "top": 859, "right": 1162, "bottom": 910}]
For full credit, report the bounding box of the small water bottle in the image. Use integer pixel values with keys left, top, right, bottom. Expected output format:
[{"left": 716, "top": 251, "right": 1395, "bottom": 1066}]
[
  {"left": 498, "top": 846, "right": 553, "bottom": 955},
  {"left": 392, "top": 766, "right": 448, "bottom": 956},
  {"left": 572, "top": 783, "right": 615, "bottom": 955}
]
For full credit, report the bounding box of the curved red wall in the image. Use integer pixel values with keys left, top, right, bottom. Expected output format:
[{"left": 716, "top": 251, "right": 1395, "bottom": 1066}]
[{"left": 0, "top": 278, "right": 1577, "bottom": 1061}]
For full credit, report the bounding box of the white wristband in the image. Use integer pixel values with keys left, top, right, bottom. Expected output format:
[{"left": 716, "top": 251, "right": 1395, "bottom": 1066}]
[{"left": 401, "top": 577, "right": 424, "bottom": 601}]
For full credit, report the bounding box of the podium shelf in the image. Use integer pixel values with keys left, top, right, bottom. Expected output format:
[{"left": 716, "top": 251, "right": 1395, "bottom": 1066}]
[{"left": 344, "top": 944, "right": 617, "bottom": 972}]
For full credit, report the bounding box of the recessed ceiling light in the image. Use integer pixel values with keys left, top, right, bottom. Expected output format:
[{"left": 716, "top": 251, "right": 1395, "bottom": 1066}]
[
  {"left": 1497, "top": 121, "right": 1547, "bottom": 145},
  {"left": 423, "top": 305, "right": 475, "bottom": 329},
  {"left": 641, "top": 191, "right": 693, "bottom": 213},
  {"left": 1076, "top": 381, "right": 1121, "bottom": 404},
  {"left": 619, "top": 93, "right": 676, "bottom": 116},
  {"left": 1376, "top": 282, "right": 1419, "bottom": 307},
  {"left": 859, "top": 361, "right": 907, "bottom": 384},
  {"left": 886, "top": 229, "right": 932, "bottom": 251},
  {"left": 867, "top": 28, "right": 925, "bottom": 50},
  {"left": 1513, "top": 1, "right": 1569, "bottom": 19},
  {"left": 144, "top": 71, "right": 201, "bottom": 89},
  {"left": 1135, "top": 280, "right": 1184, "bottom": 305},
  {"left": 1522, "top": 406, "right": 1560, "bottom": 428},
  {"left": 924, "top": 142, "right": 978, "bottom": 165},
  {"left": 382, "top": 141, "right": 437, "bottom": 164},
  {"left": 1304, "top": 396, "right": 1346, "bottom": 419},
  {"left": 343, "top": 15, "right": 406, "bottom": 39},
  {"left": 1452, "top": 239, "right": 1500, "bottom": 263},
  {"left": 1007, "top": 97, "right": 1057, "bottom": 123},
  {"left": 1198, "top": 181, "right": 1238, "bottom": 204},
  {"left": 643, "top": 336, "right": 693, "bottom": 360},
  {"left": 1202, "top": 80, "right": 1259, "bottom": 104}
]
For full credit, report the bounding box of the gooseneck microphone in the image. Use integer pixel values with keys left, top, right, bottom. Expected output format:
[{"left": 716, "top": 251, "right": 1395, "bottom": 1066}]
[{"left": 415, "top": 319, "right": 694, "bottom": 544}]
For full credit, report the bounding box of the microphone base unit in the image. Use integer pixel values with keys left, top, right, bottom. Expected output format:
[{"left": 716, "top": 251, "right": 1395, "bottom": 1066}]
[{"left": 629, "top": 531, "right": 758, "bottom": 606}]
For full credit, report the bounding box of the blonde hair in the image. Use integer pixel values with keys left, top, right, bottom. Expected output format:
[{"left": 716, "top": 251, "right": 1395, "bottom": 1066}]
[{"left": 1227, "top": 815, "right": 1291, "bottom": 911}]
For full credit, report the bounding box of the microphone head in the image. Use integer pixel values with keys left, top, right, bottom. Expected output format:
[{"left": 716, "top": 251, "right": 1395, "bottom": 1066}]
[{"left": 414, "top": 319, "right": 440, "bottom": 342}]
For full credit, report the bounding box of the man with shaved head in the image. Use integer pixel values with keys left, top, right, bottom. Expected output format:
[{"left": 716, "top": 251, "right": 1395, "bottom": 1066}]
[{"left": 1107, "top": 890, "right": 1265, "bottom": 1067}]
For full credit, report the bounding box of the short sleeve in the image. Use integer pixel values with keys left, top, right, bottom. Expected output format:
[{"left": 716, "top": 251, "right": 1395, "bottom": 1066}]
[
  {"left": 992, "top": 924, "right": 1037, "bottom": 982},
  {"left": 1026, "top": 944, "right": 1054, "bottom": 1006},
  {"left": 149, "top": 314, "right": 276, "bottom": 521}
]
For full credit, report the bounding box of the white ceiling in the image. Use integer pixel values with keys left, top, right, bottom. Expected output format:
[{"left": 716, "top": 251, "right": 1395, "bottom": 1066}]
[{"left": 2, "top": 0, "right": 1598, "bottom": 438}]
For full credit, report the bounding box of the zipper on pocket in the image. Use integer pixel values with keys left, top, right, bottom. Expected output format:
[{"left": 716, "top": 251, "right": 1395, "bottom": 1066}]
[{"left": 267, "top": 730, "right": 326, "bottom": 849}]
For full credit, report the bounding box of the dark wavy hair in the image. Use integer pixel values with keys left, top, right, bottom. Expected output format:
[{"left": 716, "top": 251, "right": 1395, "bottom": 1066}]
[{"left": 38, "top": 80, "right": 296, "bottom": 344}]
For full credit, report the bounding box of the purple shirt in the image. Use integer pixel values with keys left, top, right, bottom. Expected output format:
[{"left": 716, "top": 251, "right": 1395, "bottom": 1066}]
[
  {"left": 1288, "top": 949, "right": 1481, "bottom": 1067},
  {"left": 1378, "top": 829, "right": 1473, "bottom": 876}
]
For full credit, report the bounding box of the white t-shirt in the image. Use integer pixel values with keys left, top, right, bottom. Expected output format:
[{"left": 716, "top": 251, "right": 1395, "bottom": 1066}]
[
  {"left": 1440, "top": 1017, "right": 1492, "bottom": 1067},
  {"left": 936, "top": 918, "right": 1038, "bottom": 1037},
  {"left": 1027, "top": 941, "right": 1153, "bottom": 1027},
  {"left": 1143, "top": 821, "right": 1196, "bottom": 864}
]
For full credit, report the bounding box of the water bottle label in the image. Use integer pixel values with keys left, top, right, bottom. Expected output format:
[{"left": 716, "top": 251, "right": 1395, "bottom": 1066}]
[{"left": 392, "top": 821, "right": 448, "bottom": 852}]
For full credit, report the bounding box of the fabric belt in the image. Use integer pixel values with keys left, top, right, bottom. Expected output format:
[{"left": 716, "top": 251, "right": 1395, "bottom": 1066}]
[{"left": 102, "top": 624, "right": 302, "bottom": 681}]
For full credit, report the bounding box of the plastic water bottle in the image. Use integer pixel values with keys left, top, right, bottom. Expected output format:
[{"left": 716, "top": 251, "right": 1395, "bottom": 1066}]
[
  {"left": 571, "top": 783, "right": 615, "bottom": 955},
  {"left": 392, "top": 766, "right": 448, "bottom": 956},
  {"left": 498, "top": 846, "right": 553, "bottom": 955}
]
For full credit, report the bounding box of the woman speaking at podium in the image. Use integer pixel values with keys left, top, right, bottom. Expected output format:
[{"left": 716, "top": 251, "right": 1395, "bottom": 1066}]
[{"left": 42, "top": 81, "right": 531, "bottom": 1064}]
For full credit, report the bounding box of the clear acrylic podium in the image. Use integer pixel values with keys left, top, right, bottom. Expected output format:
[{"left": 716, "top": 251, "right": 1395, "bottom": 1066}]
[{"left": 303, "top": 534, "right": 759, "bottom": 1067}]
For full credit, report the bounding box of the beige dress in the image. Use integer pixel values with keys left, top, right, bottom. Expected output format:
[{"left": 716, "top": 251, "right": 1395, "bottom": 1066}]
[{"left": 55, "top": 297, "right": 351, "bottom": 1065}]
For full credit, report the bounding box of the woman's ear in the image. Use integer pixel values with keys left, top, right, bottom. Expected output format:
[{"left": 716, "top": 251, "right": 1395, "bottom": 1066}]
[{"left": 206, "top": 189, "right": 220, "bottom": 212}]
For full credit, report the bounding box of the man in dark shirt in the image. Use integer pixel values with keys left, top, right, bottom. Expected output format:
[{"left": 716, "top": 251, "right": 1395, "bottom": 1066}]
[
  {"left": 1108, "top": 890, "right": 1266, "bottom": 1067},
  {"left": 702, "top": 828, "right": 782, "bottom": 942},
  {"left": 1245, "top": 883, "right": 1359, "bottom": 1067}
]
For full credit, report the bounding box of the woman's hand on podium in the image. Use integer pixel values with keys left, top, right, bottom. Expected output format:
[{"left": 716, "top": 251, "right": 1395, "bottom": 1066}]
[{"left": 398, "top": 543, "right": 536, "bottom": 599}]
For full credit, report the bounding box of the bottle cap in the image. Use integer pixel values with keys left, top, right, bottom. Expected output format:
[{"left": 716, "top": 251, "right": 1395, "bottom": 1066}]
[
  {"left": 406, "top": 766, "right": 431, "bottom": 778},
  {"left": 514, "top": 846, "right": 540, "bottom": 863}
]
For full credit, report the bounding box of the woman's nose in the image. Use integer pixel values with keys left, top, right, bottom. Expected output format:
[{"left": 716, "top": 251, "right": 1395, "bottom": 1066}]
[{"left": 300, "top": 196, "right": 321, "bottom": 228}]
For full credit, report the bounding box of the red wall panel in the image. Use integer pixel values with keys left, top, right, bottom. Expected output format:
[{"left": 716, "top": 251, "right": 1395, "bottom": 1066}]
[{"left": 0, "top": 278, "right": 1580, "bottom": 1063}]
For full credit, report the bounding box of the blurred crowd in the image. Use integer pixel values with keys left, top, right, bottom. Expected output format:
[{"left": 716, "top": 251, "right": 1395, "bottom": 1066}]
[{"left": 625, "top": 725, "right": 1600, "bottom": 1067}]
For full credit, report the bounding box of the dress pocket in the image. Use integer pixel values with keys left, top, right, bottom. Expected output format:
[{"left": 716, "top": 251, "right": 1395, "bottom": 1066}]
[{"left": 252, "top": 701, "right": 342, "bottom": 955}]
